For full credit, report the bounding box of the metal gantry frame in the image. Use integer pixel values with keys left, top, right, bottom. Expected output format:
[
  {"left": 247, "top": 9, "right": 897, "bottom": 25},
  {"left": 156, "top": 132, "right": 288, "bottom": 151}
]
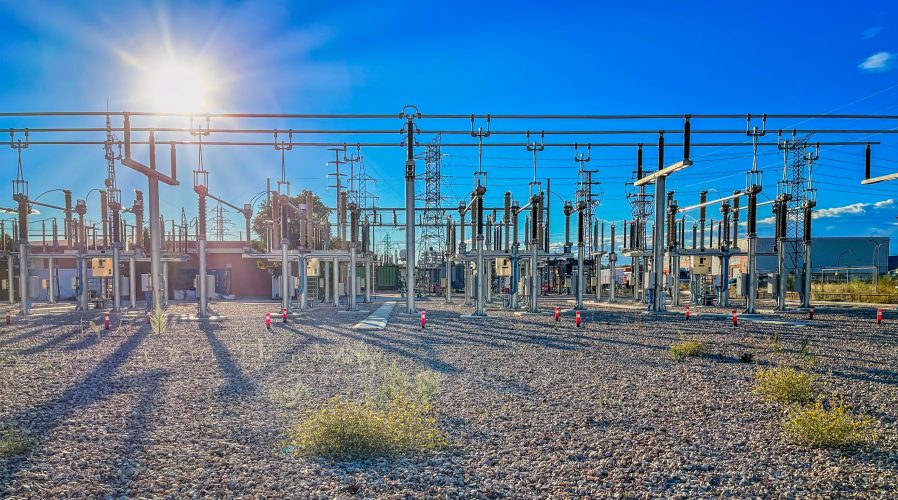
[{"left": 2, "top": 110, "right": 891, "bottom": 317}]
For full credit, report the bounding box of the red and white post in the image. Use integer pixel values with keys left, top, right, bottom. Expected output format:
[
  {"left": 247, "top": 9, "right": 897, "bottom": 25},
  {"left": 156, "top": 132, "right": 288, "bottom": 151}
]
[
  {"left": 877, "top": 308, "right": 883, "bottom": 325},
  {"left": 732, "top": 309, "right": 738, "bottom": 327},
  {"left": 104, "top": 312, "right": 111, "bottom": 330},
  {"left": 808, "top": 307, "right": 814, "bottom": 320},
  {"left": 685, "top": 305, "right": 690, "bottom": 320},
  {"left": 576, "top": 310, "right": 582, "bottom": 328},
  {"left": 420, "top": 309, "right": 426, "bottom": 330},
  {"left": 554, "top": 306, "right": 560, "bottom": 322},
  {"left": 282, "top": 307, "right": 288, "bottom": 323},
  {"left": 265, "top": 312, "right": 271, "bottom": 330}
]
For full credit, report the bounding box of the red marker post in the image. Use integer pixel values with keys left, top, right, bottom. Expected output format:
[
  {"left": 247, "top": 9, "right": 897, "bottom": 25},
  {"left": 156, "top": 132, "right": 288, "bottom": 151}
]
[
  {"left": 576, "top": 310, "right": 582, "bottom": 328},
  {"left": 104, "top": 312, "right": 111, "bottom": 330},
  {"left": 265, "top": 312, "right": 271, "bottom": 330},
  {"left": 877, "top": 308, "right": 883, "bottom": 325},
  {"left": 554, "top": 306, "right": 560, "bottom": 322},
  {"left": 282, "top": 307, "right": 288, "bottom": 323},
  {"left": 420, "top": 309, "right": 426, "bottom": 330},
  {"left": 685, "top": 305, "right": 690, "bottom": 321},
  {"left": 808, "top": 307, "right": 814, "bottom": 320},
  {"left": 732, "top": 309, "right": 738, "bottom": 327}
]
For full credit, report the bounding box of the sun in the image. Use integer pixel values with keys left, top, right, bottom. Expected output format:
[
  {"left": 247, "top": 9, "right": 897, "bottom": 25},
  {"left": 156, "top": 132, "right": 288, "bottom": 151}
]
[{"left": 143, "top": 59, "right": 212, "bottom": 112}]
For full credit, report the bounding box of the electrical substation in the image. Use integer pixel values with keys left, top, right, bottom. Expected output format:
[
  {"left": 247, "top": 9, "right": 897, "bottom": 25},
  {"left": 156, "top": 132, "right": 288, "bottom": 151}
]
[
  {"left": 3, "top": 107, "right": 898, "bottom": 497},
  {"left": 7, "top": 3, "right": 898, "bottom": 495}
]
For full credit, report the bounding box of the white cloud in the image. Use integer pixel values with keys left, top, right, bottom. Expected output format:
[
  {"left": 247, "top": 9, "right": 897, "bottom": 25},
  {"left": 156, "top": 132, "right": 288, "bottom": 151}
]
[
  {"left": 757, "top": 198, "right": 893, "bottom": 224},
  {"left": 859, "top": 52, "right": 895, "bottom": 72},
  {"left": 813, "top": 202, "right": 868, "bottom": 218},
  {"left": 863, "top": 26, "right": 882, "bottom": 40}
]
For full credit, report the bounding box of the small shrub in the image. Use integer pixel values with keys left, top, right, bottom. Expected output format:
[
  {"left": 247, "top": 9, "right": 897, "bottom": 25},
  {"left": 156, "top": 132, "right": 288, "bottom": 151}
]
[
  {"left": 149, "top": 306, "right": 168, "bottom": 335},
  {"left": 287, "top": 364, "right": 446, "bottom": 459},
  {"left": 288, "top": 397, "right": 445, "bottom": 459},
  {"left": 798, "top": 337, "right": 811, "bottom": 358},
  {"left": 754, "top": 367, "right": 818, "bottom": 404},
  {"left": 771, "top": 332, "right": 782, "bottom": 353},
  {"left": 373, "top": 362, "right": 442, "bottom": 406},
  {"left": 0, "top": 427, "right": 36, "bottom": 457},
  {"left": 670, "top": 338, "right": 707, "bottom": 361},
  {"left": 784, "top": 401, "right": 876, "bottom": 448},
  {"left": 81, "top": 316, "right": 102, "bottom": 337}
]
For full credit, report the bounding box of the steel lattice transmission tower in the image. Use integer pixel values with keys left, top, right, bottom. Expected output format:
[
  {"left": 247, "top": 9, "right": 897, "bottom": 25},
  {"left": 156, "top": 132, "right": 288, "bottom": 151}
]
[
  {"left": 418, "top": 135, "right": 446, "bottom": 265},
  {"left": 777, "top": 133, "right": 818, "bottom": 274},
  {"left": 212, "top": 201, "right": 234, "bottom": 241}
]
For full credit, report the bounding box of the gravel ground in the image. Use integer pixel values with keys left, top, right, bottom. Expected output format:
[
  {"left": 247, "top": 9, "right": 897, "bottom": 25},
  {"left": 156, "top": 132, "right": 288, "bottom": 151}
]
[{"left": 1, "top": 296, "right": 896, "bottom": 498}]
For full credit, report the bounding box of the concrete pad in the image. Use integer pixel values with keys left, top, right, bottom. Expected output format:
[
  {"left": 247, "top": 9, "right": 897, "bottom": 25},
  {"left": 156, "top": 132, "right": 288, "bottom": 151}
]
[{"left": 353, "top": 301, "right": 396, "bottom": 330}]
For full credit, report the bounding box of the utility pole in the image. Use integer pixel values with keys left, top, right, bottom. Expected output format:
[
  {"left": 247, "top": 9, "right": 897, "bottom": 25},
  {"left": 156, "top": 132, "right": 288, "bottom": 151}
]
[
  {"left": 104, "top": 113, "right": 124, "bottom": 312},
  {"left": 121, "top": 114, "right": 180, "bottom": 313},
  {"left": 402, "top": 106, "right": 419, "bottom": 314}
]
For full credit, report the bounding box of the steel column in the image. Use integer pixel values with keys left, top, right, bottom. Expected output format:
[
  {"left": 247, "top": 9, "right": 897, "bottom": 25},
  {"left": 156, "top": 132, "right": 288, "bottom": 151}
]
[
  {"left": 112, "top": 245, "right": 121, "bottom": 312},
  {"left": 652, "top": 175, "right": 666, "bottom": 311},
  {"left": 129, "top": 257, "right": 137, "bottom": 308},
  {"left": 48, "top": 257, "right": 56, "bottom": 304},
  {"left": 198, "top": 239, "right": 208, "bottom": 317},
  {"left": 281, "top": 239, "right": 290, "bottom": 311},
  {"left": 79, "top": 256, "right": 89, "bottom": 311},
  {"left": 333, "top": 256, "right": 339, "bottom": 308},
  {"left": 18, "top": 242, "right": 28, "bottom": 316},
  {"left": 6, "top": 254, "right": 13, "bottom": 304},
  {"left": 349, "top": 244, "right": 358, "bottom": 311},
  {"left": 365, "top": 260, "right": 372, "bottom": 303}
]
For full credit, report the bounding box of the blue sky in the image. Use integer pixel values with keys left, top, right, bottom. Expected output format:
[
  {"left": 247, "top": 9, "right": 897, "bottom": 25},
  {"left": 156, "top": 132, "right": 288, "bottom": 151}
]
[{"left": 2, "top": 0, "right": 898, "bottom": 252}]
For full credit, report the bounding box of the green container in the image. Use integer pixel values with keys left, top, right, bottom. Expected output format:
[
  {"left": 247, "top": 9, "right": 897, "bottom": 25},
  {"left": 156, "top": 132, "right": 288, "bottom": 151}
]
[{"left": 377, "top": 265, "right": 400, "bottom": 289}]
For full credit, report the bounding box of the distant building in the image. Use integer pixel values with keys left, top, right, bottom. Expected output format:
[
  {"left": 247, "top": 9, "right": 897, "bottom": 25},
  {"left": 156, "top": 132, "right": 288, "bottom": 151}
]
[{"left": 726, "top": 236, "right": 889, "bottom": 276}]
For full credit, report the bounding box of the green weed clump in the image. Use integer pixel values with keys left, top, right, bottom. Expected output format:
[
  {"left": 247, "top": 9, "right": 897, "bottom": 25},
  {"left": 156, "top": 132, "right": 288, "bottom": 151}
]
[
  {"left": 149, "top": 306, "right": 168, "bottom": 335},
  {"left": 754, "top": 367, "right": 818, "bottom": 405},
  {"left": 275, "top": 383, "right": 311, "bottom": 410},
  {"left": 784, "top": 401, "right": 877, "bottom": 448},
  {"left": 670, "top": 338, "right": 708, "bottom": 361},
  {"left": 287, "top": 362, "right": 446, "bottom": 459},
  {"left": 0, "top": 426, "right": 36, "bottom": 457}
]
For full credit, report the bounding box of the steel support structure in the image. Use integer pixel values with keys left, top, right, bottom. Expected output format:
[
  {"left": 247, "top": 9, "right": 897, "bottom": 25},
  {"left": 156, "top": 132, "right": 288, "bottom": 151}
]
[{"left": 403, "top": 114, "right": 417, "bottom": 314}]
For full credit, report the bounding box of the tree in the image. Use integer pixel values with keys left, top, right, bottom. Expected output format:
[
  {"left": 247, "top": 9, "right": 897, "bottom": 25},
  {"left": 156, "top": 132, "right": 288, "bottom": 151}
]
[{"left": 251, "top": 190, "right": 331, "bottom": 247}]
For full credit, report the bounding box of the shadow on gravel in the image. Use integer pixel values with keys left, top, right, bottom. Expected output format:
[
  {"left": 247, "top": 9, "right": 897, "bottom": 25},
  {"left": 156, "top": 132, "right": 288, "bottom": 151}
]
[
  {"left": 0, "top": 313, "right": 94, "bottom": 349},
  {"left": 201, "top": 321, "right": 257, "bottom": 398},
  {"left": 254, "top": 323, "right": 336, "bottom": 379},
  {"left": 318, "top": 324, "right": 461, "bottom": 374},
  {"left": 0, "top": 325, "right": 150, "bottom": 482},
  {"left": 64, "top": 334, "right": 103, "bottom": 352},
  {"left": 100, "top": 368, "right": 167, "bottom": 495},
  {"left": 389, "top": 313, "right": 591, "bottom": 352},
  {"left": 829, "top": 367, "right": 898, "bottom": 386},
  {"left": 15, "top": 328, "right": 82, "bottom": 356}
]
